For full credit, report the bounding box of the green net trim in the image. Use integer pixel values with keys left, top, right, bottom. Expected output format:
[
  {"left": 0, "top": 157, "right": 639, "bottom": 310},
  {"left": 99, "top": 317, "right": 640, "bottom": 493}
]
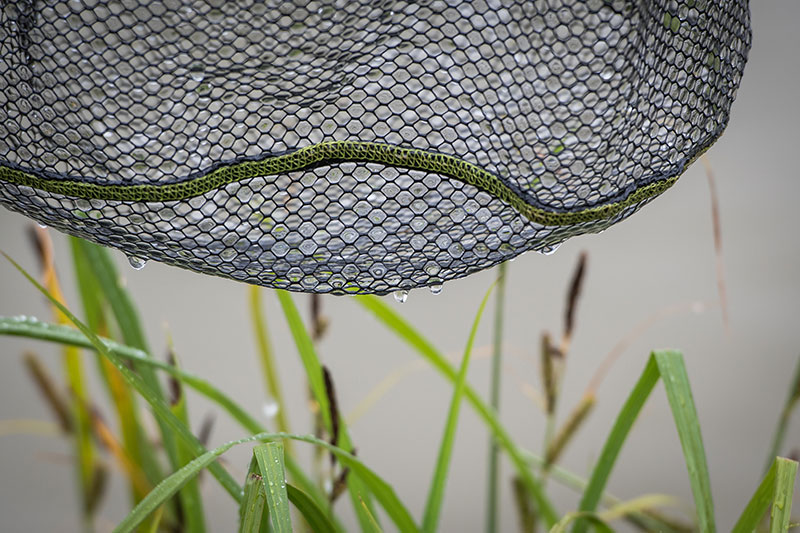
[{"left": 0, "top": 139, "right": 696, "bottom": 226}]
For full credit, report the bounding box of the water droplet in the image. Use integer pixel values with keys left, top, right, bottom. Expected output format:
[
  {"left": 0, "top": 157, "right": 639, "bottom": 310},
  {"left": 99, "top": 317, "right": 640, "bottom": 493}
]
[
  {"left": 36, "top": 222, "right": 47, "bottom": 229},
  {"left": 189, "top": 64, "right": 205, "bottom": 82},
  {"left": 429, "top": 284, "right": 443, "bottom": 295},
  {"left": 127, "top": 255, "right": 147, "bottom": 270},
  {"left": 262, "top": 399, "right": 279, "bottom": 419},
  {"left": 540, "top": 243, "right": 561, "bottom": 255},
  {"left": 393, "top": 289, "right": 409, "bottom": 303}
]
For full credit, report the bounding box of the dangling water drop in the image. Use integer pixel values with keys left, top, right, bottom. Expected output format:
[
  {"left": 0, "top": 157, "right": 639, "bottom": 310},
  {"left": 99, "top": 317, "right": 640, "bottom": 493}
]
[
  {"left": 429, "top": 284, "right": 443, "bottom": 295},
  {"left": 36, "top": 222, "right": 47, "bottom": 229},
  {"left": 393, "top": 289, "right": 409, "bottom": 303},
  {"left": 127, "top": 254, "right": 147, "bottom": 270},
  {"left": 189, "top": 64, "right": 205, "bottom": 82},
  {"left": 541, "top": 243, "right": 562, "bottom": 255}
]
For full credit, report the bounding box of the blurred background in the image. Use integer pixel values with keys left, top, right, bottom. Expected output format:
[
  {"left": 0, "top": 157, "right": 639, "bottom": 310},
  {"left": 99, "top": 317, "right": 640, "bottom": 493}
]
[{"left": 1, "top": 2, "right": 799, "bottom": 531}]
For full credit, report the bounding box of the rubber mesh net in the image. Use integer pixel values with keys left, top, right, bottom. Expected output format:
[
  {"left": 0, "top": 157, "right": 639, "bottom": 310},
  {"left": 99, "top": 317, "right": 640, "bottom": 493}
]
[{"left": 0, "top": 1, "right": 751, "bottom": 295}]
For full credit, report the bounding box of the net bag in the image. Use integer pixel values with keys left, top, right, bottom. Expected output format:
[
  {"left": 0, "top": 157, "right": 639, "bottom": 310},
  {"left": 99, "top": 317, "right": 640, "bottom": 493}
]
[{"left": 0, "top": 1, "right": 751, "bottom": 295}]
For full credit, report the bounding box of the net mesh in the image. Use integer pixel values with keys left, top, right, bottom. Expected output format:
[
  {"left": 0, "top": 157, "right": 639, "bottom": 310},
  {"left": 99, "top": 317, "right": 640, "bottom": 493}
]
[{"left": 0, "top": 0, "right": 751, "bottom": 295}]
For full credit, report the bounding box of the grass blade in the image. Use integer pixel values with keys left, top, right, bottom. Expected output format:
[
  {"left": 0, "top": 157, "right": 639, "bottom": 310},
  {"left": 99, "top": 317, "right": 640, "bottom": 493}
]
[
  {"left": 577, "top": 351, "right": 713, "bottom": 533},
  {"left": 276, "top": 291, "right": 331, "bottom": 432},
  {"left": 358, "top": 495, "right": 383, "bottom": 533},
  {"left": 249, "top": 287, "right": 292, "bottom": 440},
  {"left": 732, "top": 456, "right": 799, "bottom": 533},
  {"left": 733, "top": 459, "right": 776, "bottom": 533},
  {"left": 653, "top": 350, "right": 714, "bottom": 533},
  {"left": 276, "top": 291, "right": 379, "bottom": 531},
  {"left": 2, "top": 253, "right": 243, "bottom": 500},
  {"left": 32, "top": 230, "right": 99, "bottom": 519},
  {"left": 239, "top": 456, "right": 268, "bottom": 533},
  {"left": 72, "top": 240, "right": 150, "bottom": 351},
  {"left": 73, "top": 240, "right": 184, "bottom": 483},
  {"left": 486, "top": 263, "right": 506, "bottom": 533},
  {"left": 286, "top": 485, "right": 337, "bottom": 533},
  {"left": 71, "top": 238, "right": 156, "bottom": 500},
  {"left": 254, "top": 442, "right": 293, "bottom": 533},
  {"left": 169, "top": 353, "right": 206, "bottom": 533},
  {"left": 355, "top": 295, "right": 558, "bottom": 526},
  {"left": 575, "top": 355, "right": 661, "bottom": 532},
  {"left": 115, "top": 437, "right": 242, "bottom": 532},
  {"left": 765, "top": 356, "right": 800, "bottom": 473},
  {"left": 422, "top": 283, "right": 495, "bottom": 532},
  {"left": 115, "top": 432, "right": 417, "bottom": 533},
  {"left": 0, "top": 316, "right": 334, "bottom": 526},
  {"left": 769, "top": 457, "right": 797, "bottom": 533}
]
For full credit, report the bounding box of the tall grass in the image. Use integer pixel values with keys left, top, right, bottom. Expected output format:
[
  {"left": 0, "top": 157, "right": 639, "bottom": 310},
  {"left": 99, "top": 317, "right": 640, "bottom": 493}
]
[{"left": 0, "top": 235, "right": 797, "bottom": 532}]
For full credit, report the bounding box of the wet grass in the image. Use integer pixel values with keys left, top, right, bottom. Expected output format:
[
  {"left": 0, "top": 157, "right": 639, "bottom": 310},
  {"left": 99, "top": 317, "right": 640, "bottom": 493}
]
[{"left": 0, "top": 234, "right": 798, "bottom": 532}]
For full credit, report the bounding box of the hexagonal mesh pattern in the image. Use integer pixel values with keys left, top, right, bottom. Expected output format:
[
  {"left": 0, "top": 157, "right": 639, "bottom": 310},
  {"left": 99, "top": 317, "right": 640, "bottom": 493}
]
[{"left": 0, "top": 0, "right": 751, "bottom": 294}]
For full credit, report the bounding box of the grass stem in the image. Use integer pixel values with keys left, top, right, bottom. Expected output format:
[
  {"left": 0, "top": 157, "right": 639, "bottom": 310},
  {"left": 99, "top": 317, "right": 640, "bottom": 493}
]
[{"left": 485, "top": 262, "right": 507, "bottom": 533}]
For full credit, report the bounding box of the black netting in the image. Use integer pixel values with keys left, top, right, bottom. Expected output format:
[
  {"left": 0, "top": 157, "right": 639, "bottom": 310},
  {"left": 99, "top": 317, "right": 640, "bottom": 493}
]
[{"left": 0, "top": 1, "right": 751, "bottom": 295}]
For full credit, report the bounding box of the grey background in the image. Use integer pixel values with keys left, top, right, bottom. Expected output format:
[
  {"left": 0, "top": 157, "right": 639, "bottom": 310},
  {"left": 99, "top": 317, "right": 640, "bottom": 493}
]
[{"left": 1, "top": 2, "right": 799, "bottom": 531}]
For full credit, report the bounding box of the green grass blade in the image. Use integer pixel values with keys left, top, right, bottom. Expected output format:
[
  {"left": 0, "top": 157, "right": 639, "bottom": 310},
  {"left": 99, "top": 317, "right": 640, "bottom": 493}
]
[
  {"left": 72, "top": 240, "right": 150, "bottom": 352},
  {"left": 254, "top": 443, "right": 293, "bottom": 533},
  {"left": 577, "top": 351, "right": 713, "bottom": 533},
  {"left": 116, "top": 438, "right": 242, "bottom": 533},
  {"left": 2, "top": 254, "right": 242, "bottom": 501},
  {"left": 0, "top": 316, "right": 334, "bottom": 525},
  {"left": 575, "top": 355, "right": 661, "bottom": 533},
  {"left": 733, "top": 459, "right": 777, "bottom": 533},
  {"left": 653, "top": 350, "right": 715, "bottom": 533},
  {"left": 2, "top": 316, "right": 380, "bottom": 532},
  {"left": 355, "top": 295, "right": 558, "bottom": 526},
  {"left": 358, "top": 495, "right": 384, "bottom": 533},
  {"left": 239, "top": 456, "right": 269, "bottom": 533},
  {"left": 275, "top": 290, "right": 331, "bottom": 432},
  {"left": 249, "top": 287, "right": 292, "bottom": 439},
  {"left": 765, "top": 356, "right": 800, "bottom": 473},
  {"left": 422, "top": 283, "right": 494, "bottom": 533},
  {"left": 770, "top": 457, "right": 798, "bottom": 533},
  {"left": 70, "top": 238, "right": 154, "bottom": 497},
  {"left": 286, "top": 485, "right": 338, "bottom": 533},
  {"left": 73, "top": 240, "right": 183, "bottom": 481},
  {"left": 732, "top": 457, "right": 799, "bottom": 533},
  {"left": 115, "top": 432, "right": 417, "bottom": 533},
  {"left": 769, "top": 457, "right": 797, "bottom": 533},
  {"left": 486, "top": 263, "right": 507, "bottom": 533},
  {"left": 286, "top": 434, "right": 417, "bottom": 533},
  {"left": 170, "top": 362, "right": 206, "bottom": 533},
  {"left": 69, "top": 237, "right": 106, "bottom": 332},
  {"left": 276, "top": 290, "right": 379, "bottom": 531},
  {"left": 62, "top": 336, "right": 96, "bottom": 518}
]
